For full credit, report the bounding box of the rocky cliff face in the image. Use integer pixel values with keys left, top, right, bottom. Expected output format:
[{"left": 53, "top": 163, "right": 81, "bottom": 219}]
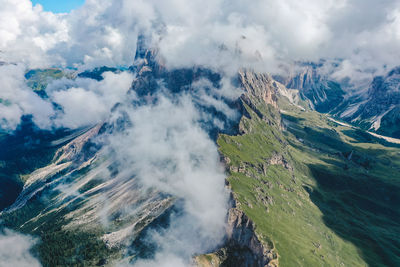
[
  {"left": 222, "top": 71, "right": 287, "bottom": 267},
  {"left": 276, "top": 63, "right": 400, "bottom": 138},
  {"left": 130, "top": 35, "right": 221, "bottom": 98},
  {"left": 276, "top": 64, "right": 345, "bottom": 113},
  {"left": 340, "top": 67, "right": 400, "bottom": 137},
  {"left": 225, "top": 206, "right": 279, "bottom": 267},
  {"left": 195, "top": 70, "right": 299, "bottom": 267},
  {"left": 238, "top": 69, "right": 301, "bottom": 133},
  {"left": 195, "top": 197, "right": 279, "bottom": 267},
  {"left": 239, "top": 70, "right": 279, "bottom": 109}
]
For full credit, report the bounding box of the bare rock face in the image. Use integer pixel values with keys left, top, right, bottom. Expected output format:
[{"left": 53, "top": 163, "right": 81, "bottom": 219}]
[
  {"left": 195, "top": 206, "right": 279, "bottom": 267},
  {"left": 3, "top": 125, "right": 103, "bottom": 213},
  {"left": 237, "top": 69, "right": 285, "bottom": 134},
  {"left": 226, "top": 207, "right": 278, "bottom": 267},
  {"left": 276, "top": 64, "right": 345, "bottom": 113},
  {"left": 344, "top": 67, "right": 400, "bottom": 137},
  {"left": 267, "top": 153, "right": 293, "bottom": 172},
  {"left": 238, "top": 70, "right": 279, "bottom": 109},
  {"left": 52, "top": 124, "right": 103, "bottom": 164}
]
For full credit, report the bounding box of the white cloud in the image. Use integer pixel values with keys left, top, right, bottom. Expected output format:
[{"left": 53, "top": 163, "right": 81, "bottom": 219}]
[
  {"left": 1, "top": 0, "right": 400, "bottom": 264},
  {"left": 0, "top": 0, "right": 68, "bottom": 68},
  {"left": 0, "top": 64, "right": 54, "bottom": 130},
  {"left": 1, "top": 0, "right": 399, "bottom": 76},
  {"left": 106, "top": 94, "right": 229, "bottom": 265},
  {"left": 0, "top": 66, "right": 133, "bottom": 131},
  {"left": 0, "top": 229, "right": 41, "bottom": 267},
  {"left": 48, "top": 71, "right": 134, "bottom": 129},
  {"left": 51, "top": 87, "right": 106, "bottom": 129}
]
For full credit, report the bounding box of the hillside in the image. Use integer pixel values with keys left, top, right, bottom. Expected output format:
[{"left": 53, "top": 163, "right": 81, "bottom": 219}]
[{"left": 213, "top": 70, "right": 400, "bottom": 266}]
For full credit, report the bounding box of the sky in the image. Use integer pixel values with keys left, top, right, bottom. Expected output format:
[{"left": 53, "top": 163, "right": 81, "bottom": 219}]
[{"left": 31, "top": 0, "right": 84, "bottom": 13}]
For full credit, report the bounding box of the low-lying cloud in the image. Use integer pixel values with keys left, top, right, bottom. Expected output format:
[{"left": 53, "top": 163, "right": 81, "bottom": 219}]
[
  {"left": 0, "top": 64, "right": 54, "bottom": 130},
  {"left": 0, "top": 66, "right": 133, "bottom": 131},
  {"left": 0, "top": 229, "right": 41, "bottom": 267},
  {"left": 104, "top": 92, "right": 230, "bottom": 266},
  {"left": 47, "top": 71, "right": 134, "bottom": 128}
]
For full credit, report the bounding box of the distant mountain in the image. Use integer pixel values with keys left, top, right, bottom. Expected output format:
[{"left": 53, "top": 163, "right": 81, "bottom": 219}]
[
  {"left": 278, "top": 64, "right": 400, "bottom": 138},
  {"left": 337, "top": 67, "right": 400, "bottom": 137},
  {"left": 275, "top": 63, "right": 345, "bottom": 113},
  {"left": 77, "top": 66, "right": 119, "bottom": 81}
]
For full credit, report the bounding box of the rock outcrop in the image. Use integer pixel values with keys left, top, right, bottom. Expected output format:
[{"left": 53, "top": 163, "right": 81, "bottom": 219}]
[
  {"left": 239, "top": 70, "right": 279, "bottom": 109},
  {"left": 225, "top": 207, "right": 278, "bottom": 267}
]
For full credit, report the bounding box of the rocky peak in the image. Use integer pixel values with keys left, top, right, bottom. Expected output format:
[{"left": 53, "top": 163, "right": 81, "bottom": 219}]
[
  {"left": 387, "top": 66, "right": 400, "bottom": 77},
  {"left": 284, "top": 66, "right": 322, "bottom": 91},
  {"left": 338, "top": 66, "right": 400, "bottom": 137},
  {"left": 225, "top": 207, "right": 278, "bottom": 267},
  {"left": 238, "top": 69, "right": 278, "bottom": 109},
  {"left": 366, "top": 67, "right": 400, "bottom": 105},
  {"left": 276, "top": 63, "right": 344, "bottom": 113},
  {"left": 130, "top": 36, "right": 222, "bottom": 98}
]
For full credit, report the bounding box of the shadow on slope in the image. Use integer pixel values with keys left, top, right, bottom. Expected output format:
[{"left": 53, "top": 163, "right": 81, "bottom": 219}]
[
  {"left": 0, "top": 116, "right": 74, "bottom": 211},
  {"left": 306, "top": 163, "right": 400, "bottom": 267},
  {"left": 282, "top": 112, "right": 400, "bottom": 266}
]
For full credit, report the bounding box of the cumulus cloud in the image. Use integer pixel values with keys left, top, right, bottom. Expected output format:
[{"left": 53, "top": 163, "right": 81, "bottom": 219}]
[
  {"left": 151, "top": 0, "right": 400, "bottom": 78},
  {"left": 0, "top": 0, "right": 68, "bottom": 68},
  {"left": 0, "top": 0, "right": 144, "bottom": 69},
  {"left": 1, "top": 0, "right": 400, "bottom": 76},
  {"left": 0, "top": 229, "right": 41, "bottom": 267},
  {"left": 48, "top": 71, "right": 134, "bottom": 128},
  {"left": 0, "top": 66, "right": 133, "bottom": 131}
]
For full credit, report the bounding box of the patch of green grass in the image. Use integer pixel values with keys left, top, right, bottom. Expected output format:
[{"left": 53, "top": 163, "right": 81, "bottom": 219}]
[{"left": 25, "top": 68, "right": 67, "bottom": 95}]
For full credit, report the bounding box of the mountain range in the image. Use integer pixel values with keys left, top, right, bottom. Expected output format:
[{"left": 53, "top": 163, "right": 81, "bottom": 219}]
[
  {"left": 0, "top": 39, "right": 399, "bottom": 267},
  {"left": 278, "top": 63, "right": 400, "bottom": 139}
]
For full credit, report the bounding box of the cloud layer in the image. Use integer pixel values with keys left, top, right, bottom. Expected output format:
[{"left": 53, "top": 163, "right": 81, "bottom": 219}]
[
  {"left": 0, "top": 229, "right": 41, "bottom": 267},
  {"left": 0, "top": 64, "right": 54, "bottom": 130},
  {"left": 48, "top": 71, "right": 134, "bottom": 128},
  {"left": 1, "top": 0, "right": 400, "bottom": 75}
]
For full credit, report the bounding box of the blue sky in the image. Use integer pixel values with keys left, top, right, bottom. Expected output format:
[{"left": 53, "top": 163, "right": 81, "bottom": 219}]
[{"left": 31, "top": 0, "right": 85, "bottom": 13}]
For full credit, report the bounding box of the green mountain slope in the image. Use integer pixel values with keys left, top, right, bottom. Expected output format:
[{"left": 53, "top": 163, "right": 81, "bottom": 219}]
[{"left": 217, "top": 72, "right": 400, "bottom": 266}]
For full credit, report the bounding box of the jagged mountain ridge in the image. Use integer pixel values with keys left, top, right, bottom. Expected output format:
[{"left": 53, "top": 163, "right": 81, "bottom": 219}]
[
  {"left": 216, "top": 69, "right": 400, "bottom": 266},
  {"left": 275, "top": 63, "right": 345, "bottom": 113},
  {"left": 279, "top": 63, "right": 400, "bottom": 138},
  {"left": 338, "top": 67, "right": 400, "bottom": 137},
  {"left": 0, "top": 40, "right": 253, "bottom": 265}
]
